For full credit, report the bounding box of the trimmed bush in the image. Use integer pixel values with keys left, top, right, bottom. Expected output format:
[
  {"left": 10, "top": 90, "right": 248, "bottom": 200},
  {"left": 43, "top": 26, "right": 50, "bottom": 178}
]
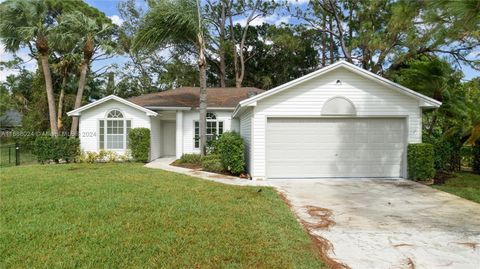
[
  {"left": 128, "top": 128, "right": 150, "bottom": 162},
  {"left": 201, "top": 154, "right": 224, "bottom": 173},
  {"left": 78, "top": 150, "right": 129, "bottom": 163},
  {"left": 178, "top": 153, "right": 202, "bottom": 164},
  {"left": 34, "top": 136, "right": 80, "bottom": 164},
  {"left": 473, "top": 140, "right": 480, "bottom": 174},
  {"left": 214, "top": 132, "right": 245, "bottom": 175},
  {"left": 407, "top": 143, "right": 435, "bottom": 180}
]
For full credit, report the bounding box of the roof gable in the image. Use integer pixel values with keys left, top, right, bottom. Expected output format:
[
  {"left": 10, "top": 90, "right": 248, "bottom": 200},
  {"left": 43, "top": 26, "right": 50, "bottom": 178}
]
[
  {"left": 67, "top": 95, "right": 157, "bottom": 116},
  {"left": 233, "top": 61, "right": 441, "bottom": 117}
]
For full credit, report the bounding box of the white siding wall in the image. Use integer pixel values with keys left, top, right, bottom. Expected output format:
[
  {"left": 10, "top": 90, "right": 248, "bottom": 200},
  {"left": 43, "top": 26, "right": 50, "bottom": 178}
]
[
  {"left": 78, "top": 99, "right": 151, "bottom": 155},
  {"left": 239, "top": 108, "right": 253, "bottom": 173},
  {"left": 182, "top": 110, "right": 234, "bottom": 154},
  {"left": 250, "top": 68, "right": 422, "bottom": 179},
  {"left": 150, "top": 115, "right": 162, "bottom": 160}
]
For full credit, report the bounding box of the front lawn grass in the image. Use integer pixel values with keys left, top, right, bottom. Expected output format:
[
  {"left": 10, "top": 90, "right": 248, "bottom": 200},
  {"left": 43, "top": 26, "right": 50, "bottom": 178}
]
[
  {"left": 433, "top": 171, "right": 480, "bottom": 203},
  {"left": 0, "top": 163, "right": 324, "bottom": 268}
]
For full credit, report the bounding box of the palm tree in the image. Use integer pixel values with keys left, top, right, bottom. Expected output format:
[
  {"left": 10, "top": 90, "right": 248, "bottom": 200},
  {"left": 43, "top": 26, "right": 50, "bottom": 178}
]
[
  {"left": 59, "top": 11, "right": 114, "bottom": 137},
  {"left": 132, "top": 0, "right": 208, "bottom": 155},
  {"left": 0, "top": 0, "right": 58, "bottom": 135}
]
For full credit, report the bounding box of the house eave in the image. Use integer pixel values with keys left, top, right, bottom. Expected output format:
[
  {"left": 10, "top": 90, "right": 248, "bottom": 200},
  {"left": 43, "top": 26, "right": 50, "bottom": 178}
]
[{"left": 67, "top": 95, "right": 158, "bottom": 117}]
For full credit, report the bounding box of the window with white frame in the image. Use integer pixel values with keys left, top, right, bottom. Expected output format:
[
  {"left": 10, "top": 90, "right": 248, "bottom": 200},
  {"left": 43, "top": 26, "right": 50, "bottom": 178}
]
[
  {"left": 99, "top": 109, "right": 131, "bottom": 150},
  {"left": 194, "top": 112, "right": 223, "bottom": 148}
]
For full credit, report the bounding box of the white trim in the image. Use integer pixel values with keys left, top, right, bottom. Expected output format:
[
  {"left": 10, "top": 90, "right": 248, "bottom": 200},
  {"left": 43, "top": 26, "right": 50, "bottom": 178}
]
[
  {"left": 145, "top": 106, "right": 192, "bottom": 111},
  {"left": 175, "top": 111, "right": 184, "bottom": 159},
  {"left": 67, "top": 95, "right": 157, "bottom": 116},
  {"left": 196, "top": 107, "right": 235, "bottom": 110},
  {"left": 233, "top": 61, "right": 441, "bottom": 117}
]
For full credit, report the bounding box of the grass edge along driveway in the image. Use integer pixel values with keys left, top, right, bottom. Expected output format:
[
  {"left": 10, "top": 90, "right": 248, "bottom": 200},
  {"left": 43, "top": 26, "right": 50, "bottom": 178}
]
[
  {"left": 0, "top": 163, "right": 325, "bottom": 268},
  {"left": 432, "top": 171, "right": 480, "bottom": 203}
]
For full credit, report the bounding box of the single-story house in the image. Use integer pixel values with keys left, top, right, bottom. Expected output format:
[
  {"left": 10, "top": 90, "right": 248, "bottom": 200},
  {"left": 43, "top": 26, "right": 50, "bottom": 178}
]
[{"left": 68, "top": 61, "right": 441, "bottom": 180}]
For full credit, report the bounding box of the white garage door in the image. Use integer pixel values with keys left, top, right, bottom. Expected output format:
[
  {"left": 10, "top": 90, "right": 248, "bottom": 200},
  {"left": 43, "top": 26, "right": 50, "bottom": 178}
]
[{"left": 266, "top": 118, "right": 406, "bottom": 178}]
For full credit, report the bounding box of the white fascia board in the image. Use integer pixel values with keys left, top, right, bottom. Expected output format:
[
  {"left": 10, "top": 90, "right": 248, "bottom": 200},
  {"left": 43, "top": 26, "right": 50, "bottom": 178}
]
[
  {"left": 145, "top": 106, "right": 192, "bottom": 111},
  {"left": 67, "top": 95, "right": 158, "bottom": 116}
]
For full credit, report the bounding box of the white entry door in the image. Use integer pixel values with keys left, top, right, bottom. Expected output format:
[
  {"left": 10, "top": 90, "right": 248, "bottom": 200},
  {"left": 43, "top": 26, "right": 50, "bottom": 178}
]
[
  {"left": 266, "top": 118, "right": 406, "bottom": 178},
  {"left": 162, "top": 121, "right": 176, "bottom": 156}
]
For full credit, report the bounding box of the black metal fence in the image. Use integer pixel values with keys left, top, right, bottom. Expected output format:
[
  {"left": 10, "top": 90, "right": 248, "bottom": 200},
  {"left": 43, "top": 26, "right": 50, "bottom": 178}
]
[{"left": 0, "top": 143, "right": 37, "bottom": 167}]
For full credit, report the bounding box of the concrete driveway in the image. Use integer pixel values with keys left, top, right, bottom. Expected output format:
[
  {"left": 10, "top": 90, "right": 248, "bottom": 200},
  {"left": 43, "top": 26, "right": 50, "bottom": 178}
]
[{"left": 270, "top": 178, "right": 480, "bottom": 269}]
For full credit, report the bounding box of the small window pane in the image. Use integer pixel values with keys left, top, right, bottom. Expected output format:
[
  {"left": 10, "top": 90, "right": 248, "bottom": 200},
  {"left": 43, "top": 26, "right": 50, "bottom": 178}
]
[
  {"left": 206, "top": 112, "right": 216, "bottom": 120},
  {"left": 107, "top": 110, "right": 123, "bottom": 118}
]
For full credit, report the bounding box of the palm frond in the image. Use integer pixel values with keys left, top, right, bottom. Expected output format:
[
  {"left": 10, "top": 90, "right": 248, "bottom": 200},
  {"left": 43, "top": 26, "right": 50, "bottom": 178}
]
[{"left": 132, "top": 0, "right": 199, "bottom": 53}]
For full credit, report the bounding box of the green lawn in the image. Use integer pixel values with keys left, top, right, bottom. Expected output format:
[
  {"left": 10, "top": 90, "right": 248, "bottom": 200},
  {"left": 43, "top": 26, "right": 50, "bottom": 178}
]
[
  {"left": 433, "top": 172, "right": 480, "bottom": 203},
  {"left": 0, "top": 163, "right": 324, "bottom": 268}
]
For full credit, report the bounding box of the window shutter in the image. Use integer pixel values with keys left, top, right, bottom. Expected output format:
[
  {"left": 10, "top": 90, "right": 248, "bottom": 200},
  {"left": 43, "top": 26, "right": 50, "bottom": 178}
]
[{"left": 99, "top": 120, "right": 105, "bottom": 149}]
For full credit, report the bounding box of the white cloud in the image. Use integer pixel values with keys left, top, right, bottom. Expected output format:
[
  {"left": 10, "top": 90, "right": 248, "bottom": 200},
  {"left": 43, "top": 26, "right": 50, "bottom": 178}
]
[
  {"left": 287, "top": 0, "right": 310, "bottom": 5},
  {"left": 233, "top": 14, "right": 292, "bottom": 27},
  {"left": 109, "top": 15, "right": 124, "bottom": 26}
]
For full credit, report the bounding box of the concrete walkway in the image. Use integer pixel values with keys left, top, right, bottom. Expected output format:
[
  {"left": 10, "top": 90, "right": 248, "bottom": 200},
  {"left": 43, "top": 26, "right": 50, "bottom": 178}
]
[{"left": 145, "top": 157, "right": 270, "bottom": 186}]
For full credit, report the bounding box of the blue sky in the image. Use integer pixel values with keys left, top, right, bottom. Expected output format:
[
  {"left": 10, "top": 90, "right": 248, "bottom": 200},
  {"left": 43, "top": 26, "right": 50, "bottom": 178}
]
[{"left": 1, "top": 0, "right": 478, "bottom": 82}]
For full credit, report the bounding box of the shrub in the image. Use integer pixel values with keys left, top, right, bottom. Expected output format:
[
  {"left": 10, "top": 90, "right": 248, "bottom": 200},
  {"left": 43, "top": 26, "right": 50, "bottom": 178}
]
[
  {"left": 214, "top": 132, "right": 245, "bottom": 175},
  {"left": 128, "top": 128, "right": 150, "bottom": 162},
  {"left": 34, "top": 136, "right": 80, "bottom": 164},
  {"left": 407, "top": 143, "right": 435, "bottom": 180},
  {"left": 423, "top": 131, "right": 462, "bottom": 172},
  {"left": 473, "top": 140, "right": 480, "bottom": 174},
  {"left": 201, "top": 154, "right": 224, "bottom": 173},
  {"left": 78, "top": 150, "right": 129, "bottom": 163},
  {"left": 179, "top": 153, "right": 202, "bottom": 164}
]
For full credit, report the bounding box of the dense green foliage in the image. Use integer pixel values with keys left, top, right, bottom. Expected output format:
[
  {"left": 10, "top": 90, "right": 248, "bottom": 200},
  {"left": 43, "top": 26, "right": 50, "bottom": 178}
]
[
  {"left": 178, "top": 153, "right": 202, "bottom": 165},
  {"left": 201, "top": 154, "right": 224, "bottom": 173},
  {"left": 433, "top": 172, "right": 480, "bottom": 203},
  {"left": 407, "top": 143, "right": 435, "bottom": 181},
  {"left": 33, "top": 136, "right": 80, "bottom": 163},
  {"left": 128, "top": 128, "right": 150, "bottom": 162},
  {"left": 390, "top": 57, "right": 480, "bottom": 173},
  {"left": 473, "top": 141, "right": 480, "bottom": 174},
  {"left": 0, "top": 163, "right": 324, "bottom": 268},
  {"left": 214, "top": 132, "right": 245, "bottom": 175}
]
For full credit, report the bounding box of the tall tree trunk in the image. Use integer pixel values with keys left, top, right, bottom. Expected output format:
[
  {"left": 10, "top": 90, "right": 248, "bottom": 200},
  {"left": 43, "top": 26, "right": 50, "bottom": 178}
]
[
  {"left": 198, "top": 34, "right": 207, "bottom": 156},
  {"left": 39, "top": 54, "right": 58, "bottom": 136},
  {"left": 57, "top": 74, "right": 67, "bottom": 132},
  {"left": 219, "top": 0, "right": 226, "bottom": 87},
  {"left": 70, "top": 60, "right": 88, "bottom": 137}
]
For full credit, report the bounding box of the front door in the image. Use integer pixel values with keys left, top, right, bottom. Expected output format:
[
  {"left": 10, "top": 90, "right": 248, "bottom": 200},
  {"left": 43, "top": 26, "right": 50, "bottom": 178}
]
[{"left": 162, "top": 121, "right": 176, "bottom": 156}]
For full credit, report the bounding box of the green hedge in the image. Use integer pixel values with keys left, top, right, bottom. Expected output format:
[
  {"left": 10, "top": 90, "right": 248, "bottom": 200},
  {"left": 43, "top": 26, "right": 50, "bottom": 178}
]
[
  {"left": 407, "top": 143, "right": 435, "bottom": 180},
  {"left": 201, "top": 154, "right": 224, "bottom": 173},
  {"left": 473, "top": 140, "right": 480, "bottom": 174},
  {"left": 128, "top": 128, "right": 150, "bottom": 162},
  {"left": 214, "top": 132, "right": 245, "bottom": 175},
  {"left": 178, "top": 153, "right": 202, "bottom": 165},
  {"left": 34, "top": 136, "right": 80, "bottom": 164}
]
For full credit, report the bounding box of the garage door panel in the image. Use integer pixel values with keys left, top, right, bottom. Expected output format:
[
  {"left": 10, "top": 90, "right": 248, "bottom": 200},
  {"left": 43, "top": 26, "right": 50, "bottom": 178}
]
[{"left": 266, "top": 118, "right": 405, "bottom": 178}]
